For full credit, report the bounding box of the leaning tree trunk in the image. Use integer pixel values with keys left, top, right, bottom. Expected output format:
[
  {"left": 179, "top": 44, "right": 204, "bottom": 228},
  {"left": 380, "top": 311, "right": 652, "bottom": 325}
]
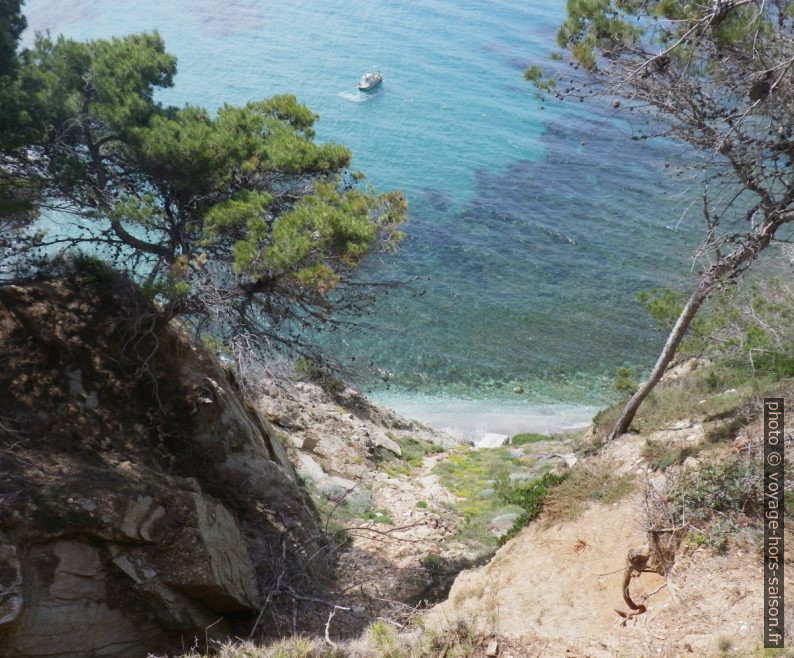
[
  {"left": 606, "top": 210, "right": 790, "bottom": 442},
  {"left": 607, "top": 281, "right": 712, "bottom": 441}
]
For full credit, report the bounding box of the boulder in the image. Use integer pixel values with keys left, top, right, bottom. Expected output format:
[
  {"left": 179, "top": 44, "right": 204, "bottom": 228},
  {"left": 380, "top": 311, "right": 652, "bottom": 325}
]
[
  {"left": 368, "top": 428, "right": 403, "bottom": 456},
  {"left": 318, "top": 475, "right": 361, "bottom": 503},
  {"left": 0, "top": 482, "right": 263, "bottom": 656},
  {"left": 296, "top": 452, "right": 327, "bottom": 483},
  {"left": 488, "top": 513, "right": 520, "bottom": 537},
  {"left": 560, "top": 452, "right": 578, "bottom": 468},
  {"left": 175, "top": 492, "right": 260, "bottom": 611},
  {"left": 475, "top": 433, "right": 510, "bottom": 448},
  {"left": 683, "top": 456, "right": 700, "bottom": 470}
]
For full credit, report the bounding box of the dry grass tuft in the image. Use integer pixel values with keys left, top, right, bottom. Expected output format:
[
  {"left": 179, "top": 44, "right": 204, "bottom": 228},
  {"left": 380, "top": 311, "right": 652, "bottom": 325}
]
[
  {"left": 541, "top": 459, "right": 636, "bottom": 525},
  {"left": 173, "top": 618, "right": 481, "bottom": 658}
]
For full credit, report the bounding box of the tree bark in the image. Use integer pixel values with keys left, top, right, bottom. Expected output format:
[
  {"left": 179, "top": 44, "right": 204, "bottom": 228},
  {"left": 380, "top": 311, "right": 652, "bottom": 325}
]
[{"left": 607, "top": 282, "right": 711, "bottom": 441}]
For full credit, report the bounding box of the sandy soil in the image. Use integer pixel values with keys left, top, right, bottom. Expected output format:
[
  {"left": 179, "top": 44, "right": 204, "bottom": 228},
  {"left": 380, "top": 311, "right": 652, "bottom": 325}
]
[{"left": 430, "top": 488, "right": 791, "bottom": 657}]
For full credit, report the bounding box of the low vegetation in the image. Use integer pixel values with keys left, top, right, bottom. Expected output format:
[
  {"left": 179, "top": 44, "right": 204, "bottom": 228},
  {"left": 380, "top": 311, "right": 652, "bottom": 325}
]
[
  {"left": 362, "top": 509, "right": 393, "bottom": 525},
  {"left": 510, "top": 432, "right": 548, "bottom": 446},
  {"left": 175, "top": 618, "right": 481, "bottom": 658},
  {"left": 666, "top": 456, "right": 767, "bottom": 551},
  {"left": 641, "top": 439, "right": 699, "bottom": 472},
  {"left": 638, "top": 443, "right": 793, "bottom": 555},
  {"left": 430, "top": 442, "right": 582, "bottom": 554},
  {"left": 541, "top": 462, "right": 635, "bottom": 525},
  {"left": 376, "top": 435, "right": 444, "bottom": 477},
  {"left": 596, "top": 279, "right": 794, "bottom": 440},
  {"left": 594, "top": 366, "right": 783, "bottom": 440},
  {"left": 396, "top": 436, "right": 445, "bottom": 466},
  {"left": 497, "top": 471, "right": 566, "bottom": 542},
  {"left": 432, "top": 446, "right": 543, "bottom": 550},
  {"left": 309, "top": 484, "right": 394, "bottom": 546},
  {"left": 412, "top": 468, "right": 567, "bottom": 603},
  {"left": 292, "top": 357, "right": 345, "bottom": 395},
  {"left": 704, "top": 413, "right": 748, "bottom": 444}
]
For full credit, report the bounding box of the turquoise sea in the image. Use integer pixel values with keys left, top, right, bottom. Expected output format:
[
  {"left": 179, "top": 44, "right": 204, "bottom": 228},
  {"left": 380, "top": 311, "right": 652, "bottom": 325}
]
[{"left": 23, "top": 0, "right": 697, "bottom": 435}]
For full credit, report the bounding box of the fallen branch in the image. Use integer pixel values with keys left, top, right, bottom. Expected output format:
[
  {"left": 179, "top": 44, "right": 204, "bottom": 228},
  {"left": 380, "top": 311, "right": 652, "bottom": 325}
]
[{"left": 324, "top": 605, "right": 351, "bottom": 649}]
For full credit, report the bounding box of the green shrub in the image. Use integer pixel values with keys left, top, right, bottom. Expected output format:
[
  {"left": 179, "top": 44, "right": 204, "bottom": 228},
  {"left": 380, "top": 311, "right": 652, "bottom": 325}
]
[
  {"left": 668, "top": 457, "right": 764, "bottom": 524},
  {"left": 416, "top": 554, "right": 490, "bottom": 604},
  {"left": 592, "top": 399, "right": 631, "bottom": 438},
  {"left": 362, "top": 510, "right": 393, "bottom": 525},
  {"left": 396, "top": 436, "right": 443, "bottom": 467},
  {"left": 705, "top": 369, "right": 721, "bottom": 391},
  {"left": 642, "top": 280, "right": 794, "bottom": 377},
  {"left": 606, "top": 365, "right": 778, "bottom": 436},
  {"left": 364, "top": 620, "right": 400, "bottom": 658},
  {"left": 613, "top": 367, "right": 638, "bottom": 394},
  {"left": 375, "top": 436, "right": 443, "bottom": 477},
  {"left": 498, "top": 471, "right": 566, "bottom": 543},
  {"left": 511, "top": 432, "right": 548, "bottom": 445},
  {"left": 685, "top": 519, "right": 736, "bottom": 553},
  {"left": 432, "top": 446, "right": 561, "bottom": 552},
  {"left": 524, "top": 65, "right": 543, "bottom": 81},
  {"left": 73, "top": 253, "right": 114, "bottom": 281},
  {"left": 637, "top": 288, "right": 687, "bottom": 328},
  {"left": 663, "top": 453, "right": 794, "bottom": 551},
  {"left": 611, "top": 279, "right": 794, "bottom": 442}
]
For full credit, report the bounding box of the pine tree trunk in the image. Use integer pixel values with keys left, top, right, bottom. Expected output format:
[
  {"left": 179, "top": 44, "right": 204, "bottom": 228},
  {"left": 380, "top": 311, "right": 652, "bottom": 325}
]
[
  {"left": 605, "top": 211, "right": 790, "bottom": 442},
  {"left": 607, "top": 282, "right": 711, "bottom": 441}
]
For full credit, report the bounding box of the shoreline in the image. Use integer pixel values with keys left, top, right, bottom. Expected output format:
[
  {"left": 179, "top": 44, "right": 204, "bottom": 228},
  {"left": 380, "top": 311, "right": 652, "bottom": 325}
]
[{"left": 369, "top": 390, "right": 602, "bottom": 438}]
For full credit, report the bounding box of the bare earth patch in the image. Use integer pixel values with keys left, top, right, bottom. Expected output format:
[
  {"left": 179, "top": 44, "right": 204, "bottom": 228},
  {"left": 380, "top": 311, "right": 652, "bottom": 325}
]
[{"left": 428, "top": 431, "right": 791, "bottom": 657}]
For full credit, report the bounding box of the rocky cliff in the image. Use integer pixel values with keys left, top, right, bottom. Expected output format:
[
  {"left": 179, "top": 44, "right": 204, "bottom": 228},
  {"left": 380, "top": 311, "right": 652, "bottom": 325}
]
[{"left": 0, "top": 262, "right": 325, "bottom": 657}]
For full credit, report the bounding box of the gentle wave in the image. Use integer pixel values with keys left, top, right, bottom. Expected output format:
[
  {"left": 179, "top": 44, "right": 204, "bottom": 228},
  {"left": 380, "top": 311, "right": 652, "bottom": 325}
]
[{"left": 337, "top": 90, "right": 376, "bottom": 104}]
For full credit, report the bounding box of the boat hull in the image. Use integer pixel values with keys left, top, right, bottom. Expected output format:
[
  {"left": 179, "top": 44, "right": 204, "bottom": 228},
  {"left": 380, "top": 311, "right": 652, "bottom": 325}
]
[{"left": 358, "top": 79, "right": 382, "bottom": 92}]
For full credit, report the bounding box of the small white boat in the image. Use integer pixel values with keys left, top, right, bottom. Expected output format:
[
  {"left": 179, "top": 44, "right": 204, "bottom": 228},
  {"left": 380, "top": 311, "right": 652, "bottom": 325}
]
[{"left": 358, "top": 71, "right": 383, "bottom": 92}]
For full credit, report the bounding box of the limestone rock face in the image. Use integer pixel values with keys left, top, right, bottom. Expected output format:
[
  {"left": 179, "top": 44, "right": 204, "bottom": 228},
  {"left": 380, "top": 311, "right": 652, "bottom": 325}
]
[
  {"left": 7, "top": 541, "right": 159, "bottom": 658},
  {"left": 182, "top": 492, "right": 260, "bottom": 610},
  {"left": 0, "top": 450, "right": 265, "bottom": 658},
  {"left": 0, "top": 270, "right": 322, "bottom": 657}
]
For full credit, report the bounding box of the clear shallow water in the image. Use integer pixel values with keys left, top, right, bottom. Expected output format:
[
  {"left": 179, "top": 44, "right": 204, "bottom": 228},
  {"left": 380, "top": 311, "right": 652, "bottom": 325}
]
[
  {"left": 370, "top": 391, "right": 601, "bottom": 440},
  {"left": 23, "top": 0, "right": 696, "bottom": 433}
]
